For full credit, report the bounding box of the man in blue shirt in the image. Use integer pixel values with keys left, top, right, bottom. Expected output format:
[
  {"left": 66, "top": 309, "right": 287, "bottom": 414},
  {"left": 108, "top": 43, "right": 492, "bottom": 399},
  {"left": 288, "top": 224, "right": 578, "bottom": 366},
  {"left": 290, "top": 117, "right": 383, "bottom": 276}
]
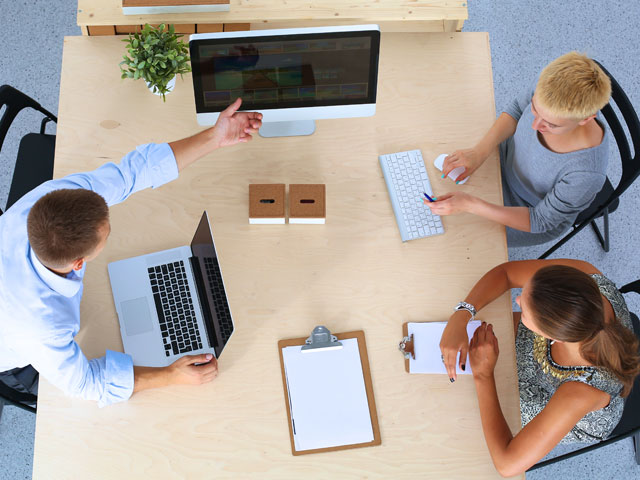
[{"left": 0, "top": 99, "right": 262, "bottom": 407}]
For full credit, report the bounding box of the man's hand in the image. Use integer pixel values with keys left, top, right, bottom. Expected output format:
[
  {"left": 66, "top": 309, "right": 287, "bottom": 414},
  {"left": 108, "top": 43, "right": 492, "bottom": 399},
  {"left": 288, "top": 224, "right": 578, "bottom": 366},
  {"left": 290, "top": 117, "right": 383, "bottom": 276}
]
[
  {"left": 439, "top": 310, "right": 472, "bottom": 382},
  {"left": 166, "top": 353, "right": 219, "bottom": 385},
  {"left": 169, "top": 98, "right": 263, "bottom": 171},
  {"left": 469, "top": 322, "right": 499, "bottom": 381},
  {"left": 424, "top": 191, "right": 475, "bottom": 215},
  {"left": 210, "top": 97, "right": 263, "bottom": 148}
]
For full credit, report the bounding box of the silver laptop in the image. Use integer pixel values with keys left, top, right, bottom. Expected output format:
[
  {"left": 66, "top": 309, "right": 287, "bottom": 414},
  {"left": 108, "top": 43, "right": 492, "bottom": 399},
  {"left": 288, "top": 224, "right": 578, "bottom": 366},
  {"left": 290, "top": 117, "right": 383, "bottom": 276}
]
[{"left": 108, "top": 211, "right": 234, "bottom": 367}]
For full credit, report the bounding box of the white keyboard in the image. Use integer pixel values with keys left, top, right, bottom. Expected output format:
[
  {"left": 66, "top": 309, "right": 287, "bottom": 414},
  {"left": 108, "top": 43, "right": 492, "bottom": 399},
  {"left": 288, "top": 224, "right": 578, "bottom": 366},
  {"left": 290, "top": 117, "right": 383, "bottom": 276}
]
[{"left": 379, "top": 149, "right": 444, "bottom": 242}]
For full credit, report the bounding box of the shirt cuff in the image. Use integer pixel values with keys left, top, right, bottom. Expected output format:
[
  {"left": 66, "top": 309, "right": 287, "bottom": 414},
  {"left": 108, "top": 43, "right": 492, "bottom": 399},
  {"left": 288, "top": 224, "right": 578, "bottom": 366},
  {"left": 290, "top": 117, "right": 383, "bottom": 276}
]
[
  {"left": 99, "top": 350, "right": 134, "bottom": 408},
  {"left": 138, "top": 143, "right": 179, "bottom": 189}
]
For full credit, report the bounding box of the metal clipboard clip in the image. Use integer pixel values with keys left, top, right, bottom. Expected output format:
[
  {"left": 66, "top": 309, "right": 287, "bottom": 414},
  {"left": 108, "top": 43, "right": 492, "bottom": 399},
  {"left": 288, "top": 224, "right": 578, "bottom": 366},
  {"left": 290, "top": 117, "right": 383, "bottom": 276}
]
[
  {"left": 398, "top": 334, "right": 415, "bottom": 360},
  {"left": 301, "top": 325, "right": 343, "bottom": 352}
]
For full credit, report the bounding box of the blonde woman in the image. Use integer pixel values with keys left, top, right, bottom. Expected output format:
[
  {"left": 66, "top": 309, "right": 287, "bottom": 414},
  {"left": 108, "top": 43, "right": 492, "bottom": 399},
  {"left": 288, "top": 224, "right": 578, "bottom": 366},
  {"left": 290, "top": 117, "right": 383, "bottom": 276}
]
[{"left": 426, "top": 52, "right": 612, "bottom": 246}]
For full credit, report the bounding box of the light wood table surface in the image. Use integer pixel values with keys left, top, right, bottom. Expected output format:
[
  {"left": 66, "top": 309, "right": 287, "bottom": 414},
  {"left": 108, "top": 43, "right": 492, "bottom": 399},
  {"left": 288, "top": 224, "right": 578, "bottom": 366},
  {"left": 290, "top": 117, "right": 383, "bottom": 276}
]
[
  {"left": 33, "top": 32, "right": 523, "bottom": 479},
  {"left": 78, "top": 0, "right": 468, "bottom": 33}
]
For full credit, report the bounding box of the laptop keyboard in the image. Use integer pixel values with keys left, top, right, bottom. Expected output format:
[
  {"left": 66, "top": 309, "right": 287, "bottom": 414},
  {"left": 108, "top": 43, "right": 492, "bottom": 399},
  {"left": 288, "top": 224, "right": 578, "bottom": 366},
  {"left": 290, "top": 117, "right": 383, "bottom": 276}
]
[
  {"left": 203, "top": 257, "right": 234, "bottom": 343},
  {"left": 148, "top": 261, "right": 203, "bottom": 357}
]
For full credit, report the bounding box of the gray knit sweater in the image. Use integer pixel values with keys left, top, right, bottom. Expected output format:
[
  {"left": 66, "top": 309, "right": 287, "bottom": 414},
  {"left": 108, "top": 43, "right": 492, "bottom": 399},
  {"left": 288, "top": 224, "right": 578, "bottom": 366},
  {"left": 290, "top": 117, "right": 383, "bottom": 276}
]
[{"left": 499, "top": 85, "right": 609, "bottom": 247}]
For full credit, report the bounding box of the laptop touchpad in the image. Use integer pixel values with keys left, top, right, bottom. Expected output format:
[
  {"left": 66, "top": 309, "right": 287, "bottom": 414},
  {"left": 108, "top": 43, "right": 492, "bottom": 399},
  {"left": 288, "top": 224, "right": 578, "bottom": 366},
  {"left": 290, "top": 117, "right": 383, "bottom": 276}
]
[{"left": 120, "top": 298, "right": 154, "bottom": 336}]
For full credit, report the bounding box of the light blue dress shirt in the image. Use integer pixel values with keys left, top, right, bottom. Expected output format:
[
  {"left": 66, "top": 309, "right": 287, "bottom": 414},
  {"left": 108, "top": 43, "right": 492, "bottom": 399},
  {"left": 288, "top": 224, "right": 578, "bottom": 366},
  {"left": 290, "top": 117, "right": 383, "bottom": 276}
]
[{"left": 0, "top": 143, "right": 178, "bottom": 407}]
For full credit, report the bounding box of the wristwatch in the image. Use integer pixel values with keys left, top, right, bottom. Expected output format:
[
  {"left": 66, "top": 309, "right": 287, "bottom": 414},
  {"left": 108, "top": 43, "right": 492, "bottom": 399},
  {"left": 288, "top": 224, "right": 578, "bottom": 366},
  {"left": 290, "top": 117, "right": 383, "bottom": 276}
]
[{"left": 454, "top": 301, "right": 477, "bottom": 320}]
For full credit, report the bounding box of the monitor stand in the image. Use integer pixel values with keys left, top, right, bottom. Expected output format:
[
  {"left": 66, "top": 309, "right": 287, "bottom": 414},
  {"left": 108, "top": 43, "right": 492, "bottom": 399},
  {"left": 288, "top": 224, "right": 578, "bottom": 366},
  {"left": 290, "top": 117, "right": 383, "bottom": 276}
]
[{"left": 259, "top": 120, "right": 316, "bottom": 138}]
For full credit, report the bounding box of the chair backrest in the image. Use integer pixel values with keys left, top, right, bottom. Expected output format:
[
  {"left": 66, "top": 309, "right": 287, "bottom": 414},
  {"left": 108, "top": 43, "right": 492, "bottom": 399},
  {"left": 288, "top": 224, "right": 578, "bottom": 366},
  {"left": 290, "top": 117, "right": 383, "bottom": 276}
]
[
  {"left": 594, "top": 61, "right": 640, "bottom": 209},
  {"left": 0, "top": 85, "right": 57, "bottom": 154},
  {"left": 0, "top": 380, "right": 37, "bottom": 414},
  {"left": 610, "top": 281, "right": 640, "bottom": 437}
]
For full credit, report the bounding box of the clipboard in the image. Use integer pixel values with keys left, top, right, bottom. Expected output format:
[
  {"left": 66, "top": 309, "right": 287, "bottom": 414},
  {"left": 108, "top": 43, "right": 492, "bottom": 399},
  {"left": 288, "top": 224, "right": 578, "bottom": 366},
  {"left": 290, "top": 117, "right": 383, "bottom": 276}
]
[
  {"left": 278, "top": 328, "right": 381, "bottom": 456},
  {"left": 399, "top": 321, "right": 482, "bottom": 374},
  {"left": 400, "top": 322, "right": 414, "bottom": 373}
]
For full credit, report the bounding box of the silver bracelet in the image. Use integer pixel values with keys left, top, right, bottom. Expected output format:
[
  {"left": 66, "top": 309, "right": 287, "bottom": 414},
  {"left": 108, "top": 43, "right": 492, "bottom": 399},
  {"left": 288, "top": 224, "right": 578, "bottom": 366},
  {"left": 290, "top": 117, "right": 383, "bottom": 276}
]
[{"left": 454, "top": 301, "right": 477, "bottom": 320}]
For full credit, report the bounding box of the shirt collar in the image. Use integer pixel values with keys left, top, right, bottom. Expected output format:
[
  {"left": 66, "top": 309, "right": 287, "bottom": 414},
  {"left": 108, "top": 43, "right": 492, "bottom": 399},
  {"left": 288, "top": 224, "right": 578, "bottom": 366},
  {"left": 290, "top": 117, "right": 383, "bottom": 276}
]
[{"left": 29, "top": 245, "right": 85, "bottom": 298}]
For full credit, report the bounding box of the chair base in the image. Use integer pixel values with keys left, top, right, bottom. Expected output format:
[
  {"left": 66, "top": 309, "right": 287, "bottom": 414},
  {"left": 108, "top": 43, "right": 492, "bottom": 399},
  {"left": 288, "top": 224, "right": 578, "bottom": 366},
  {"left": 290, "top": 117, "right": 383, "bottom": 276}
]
[
  {"left": 539, "top": 207, "right": 610, "bottom": 259},
  {"left": 590, "top": 208, "right": 610, "bottom": 252}
]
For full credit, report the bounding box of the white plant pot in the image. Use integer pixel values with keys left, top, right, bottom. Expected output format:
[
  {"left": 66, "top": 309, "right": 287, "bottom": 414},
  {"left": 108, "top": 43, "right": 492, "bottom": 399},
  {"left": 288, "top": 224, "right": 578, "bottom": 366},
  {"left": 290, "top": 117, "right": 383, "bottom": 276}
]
[{"left": 146, "top": 75, "right": 176, "bottom": 96}]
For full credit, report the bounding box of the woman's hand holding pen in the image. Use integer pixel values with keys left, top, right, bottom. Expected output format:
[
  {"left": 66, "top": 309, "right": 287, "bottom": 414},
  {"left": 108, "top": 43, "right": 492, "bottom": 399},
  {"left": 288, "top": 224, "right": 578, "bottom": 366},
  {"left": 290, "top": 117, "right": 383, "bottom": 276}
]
[
  {"left": 469, "top": 322, "right": 500, "bottom": 382},
  {"left": 424, "top": 191, "right": 475, "bottom": 216},
  {"left": 439, "top": 310, "right": 472, "bottom": 382}
]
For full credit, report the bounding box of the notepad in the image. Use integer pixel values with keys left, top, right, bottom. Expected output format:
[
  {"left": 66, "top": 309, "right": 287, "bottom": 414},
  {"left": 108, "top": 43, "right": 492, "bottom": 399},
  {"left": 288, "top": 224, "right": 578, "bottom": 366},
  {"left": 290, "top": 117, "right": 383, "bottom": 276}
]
[
  {"left": 282, "top": 338, "right": 374, "bottom": 451},
  {"left": 408, "top": 320, "right": 482, "bottom": 374}
]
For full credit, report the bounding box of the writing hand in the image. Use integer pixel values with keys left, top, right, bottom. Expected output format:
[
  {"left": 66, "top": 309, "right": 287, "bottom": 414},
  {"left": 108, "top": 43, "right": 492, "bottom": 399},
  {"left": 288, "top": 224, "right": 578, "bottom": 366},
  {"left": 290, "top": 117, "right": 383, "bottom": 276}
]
[
  {"left": 439, "top": 310, "right": 471, "bottom": 382},
  {"left": 424, "top": 191, "right": 474, "bottom": 215},
  {"left": 469, "top": 322, "right": 499, "bottom": 381}
]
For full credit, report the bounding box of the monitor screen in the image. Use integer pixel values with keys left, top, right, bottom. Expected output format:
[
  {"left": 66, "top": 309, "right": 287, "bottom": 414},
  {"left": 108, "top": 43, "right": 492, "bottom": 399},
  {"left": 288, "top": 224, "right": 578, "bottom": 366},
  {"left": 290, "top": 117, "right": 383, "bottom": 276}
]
[{"left": 190, "top": 29, "right": 380, "bottom": 114}]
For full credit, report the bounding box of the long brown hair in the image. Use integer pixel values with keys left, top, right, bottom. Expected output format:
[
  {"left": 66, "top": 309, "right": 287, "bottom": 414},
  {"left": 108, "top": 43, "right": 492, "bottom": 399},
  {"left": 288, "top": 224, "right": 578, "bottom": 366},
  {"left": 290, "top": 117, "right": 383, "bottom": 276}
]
[{"left": 528, "top": 265, "right": 640, "bottom": 397}]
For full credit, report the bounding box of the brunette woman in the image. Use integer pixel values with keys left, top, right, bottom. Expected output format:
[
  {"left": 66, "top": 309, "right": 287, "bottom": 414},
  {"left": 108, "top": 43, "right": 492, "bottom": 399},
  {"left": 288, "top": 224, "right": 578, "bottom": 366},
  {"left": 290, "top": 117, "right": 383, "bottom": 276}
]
[{"left": 440, "top": 259, "right": 640, "bottom": 476}]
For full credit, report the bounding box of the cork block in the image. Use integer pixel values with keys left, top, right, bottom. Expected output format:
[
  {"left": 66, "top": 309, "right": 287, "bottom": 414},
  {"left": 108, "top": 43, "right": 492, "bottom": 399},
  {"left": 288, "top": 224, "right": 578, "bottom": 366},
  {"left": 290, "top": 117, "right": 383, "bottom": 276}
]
[
  {"left": 289, "top": 184, "right": 326, "bottom": 224},
  {"left": 249, "top": 184, "right": 286, "bottom": 224}
]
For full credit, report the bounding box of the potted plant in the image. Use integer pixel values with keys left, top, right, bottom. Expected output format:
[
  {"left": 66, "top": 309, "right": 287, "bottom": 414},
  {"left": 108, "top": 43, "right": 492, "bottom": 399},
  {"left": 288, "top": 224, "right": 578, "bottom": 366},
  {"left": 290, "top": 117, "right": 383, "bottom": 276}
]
[{"left": 120, "top": 23, "right": 191, "bottom": 101}]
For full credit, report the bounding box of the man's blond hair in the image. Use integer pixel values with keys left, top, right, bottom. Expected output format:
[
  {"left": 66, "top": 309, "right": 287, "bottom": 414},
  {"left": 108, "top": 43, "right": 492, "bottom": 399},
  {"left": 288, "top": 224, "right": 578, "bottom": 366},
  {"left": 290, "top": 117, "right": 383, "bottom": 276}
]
[{"left": 535, "top": 52, "right": 611, "bottom": 120}]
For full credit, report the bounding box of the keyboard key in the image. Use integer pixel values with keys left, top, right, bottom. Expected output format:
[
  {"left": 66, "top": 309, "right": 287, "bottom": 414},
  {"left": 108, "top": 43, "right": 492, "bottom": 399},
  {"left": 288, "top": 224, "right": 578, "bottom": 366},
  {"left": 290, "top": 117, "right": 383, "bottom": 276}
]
[{"left": 148, "top": 261, "right": 204, "bottom": 355}]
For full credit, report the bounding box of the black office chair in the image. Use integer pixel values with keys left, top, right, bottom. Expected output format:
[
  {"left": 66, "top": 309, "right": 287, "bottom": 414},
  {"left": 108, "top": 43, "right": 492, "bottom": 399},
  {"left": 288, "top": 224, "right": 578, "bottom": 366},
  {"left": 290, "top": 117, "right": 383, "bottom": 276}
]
[
  {"left": 0, "top": 380, "right": 37, "bottom": 418},
  {"left": 539, "top": 61, "right": 640, "bottom": 259},
  {"left": 0, "top": 84, "right": 57, "bottom": 215},
  {"left": 527, "top": 279, "right": 640, "bottom": 471}
]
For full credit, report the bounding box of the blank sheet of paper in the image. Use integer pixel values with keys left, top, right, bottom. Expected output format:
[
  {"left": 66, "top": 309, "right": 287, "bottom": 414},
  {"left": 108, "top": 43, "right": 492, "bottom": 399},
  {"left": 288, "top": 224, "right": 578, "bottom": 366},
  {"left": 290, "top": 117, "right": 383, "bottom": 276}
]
[
  {"left": 282, "top": 338, "right": 374, "bottom": 451},
  {"left": 408, "top": 320, "right": 481, "bottom": 374}
]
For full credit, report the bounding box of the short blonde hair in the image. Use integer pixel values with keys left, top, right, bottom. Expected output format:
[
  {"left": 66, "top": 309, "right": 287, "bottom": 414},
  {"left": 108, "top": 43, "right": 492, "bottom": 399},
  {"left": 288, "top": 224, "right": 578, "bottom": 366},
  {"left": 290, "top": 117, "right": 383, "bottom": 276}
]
[{"left": 535, "top": 52, "right": 611, "bottom": 120}]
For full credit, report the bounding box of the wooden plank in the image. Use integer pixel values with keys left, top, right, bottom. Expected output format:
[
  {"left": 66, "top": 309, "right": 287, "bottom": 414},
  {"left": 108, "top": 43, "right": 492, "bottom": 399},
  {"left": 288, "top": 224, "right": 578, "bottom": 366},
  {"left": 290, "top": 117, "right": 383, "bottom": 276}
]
[
  {"left": 196, "top": 23, "right": 223, "bottom": 33},
  {"left": 78, "top": 0, "right": 468, "bottom": 27},
  {"left": 149, "top": 23, "right": 196, "bottom": 33},
  {"left": 223, "top": 23, "right": 250, "bottom": 32},
  {"left": 87, "top": 25, "right": 116, "bottom": 36},
  {"left": 115, "top": 24, "right": 142, "bottom": 34},
  {"left": 250, "top": 20, "right": 446, "bottom": 33},
  {"left": 123, "top": 0, "right": 228, "bottom": 6},
  {"left": 443, "top": 19, "right": 465, "bottom": 32}
]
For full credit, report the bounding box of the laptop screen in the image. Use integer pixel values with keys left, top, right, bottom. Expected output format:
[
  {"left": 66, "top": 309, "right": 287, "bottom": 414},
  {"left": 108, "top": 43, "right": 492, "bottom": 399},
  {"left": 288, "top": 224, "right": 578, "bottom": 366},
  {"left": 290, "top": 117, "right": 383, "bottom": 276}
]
[{"left": 190, "top": 211, "right": 234, "bottom": 358}]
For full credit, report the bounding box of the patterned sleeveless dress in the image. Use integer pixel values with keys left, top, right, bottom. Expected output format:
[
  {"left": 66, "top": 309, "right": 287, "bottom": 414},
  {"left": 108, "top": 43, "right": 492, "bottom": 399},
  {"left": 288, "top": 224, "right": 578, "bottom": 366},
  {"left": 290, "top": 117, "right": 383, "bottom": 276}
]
[{"left": 515, "top": 274, "right": 633, "bottom": 444}]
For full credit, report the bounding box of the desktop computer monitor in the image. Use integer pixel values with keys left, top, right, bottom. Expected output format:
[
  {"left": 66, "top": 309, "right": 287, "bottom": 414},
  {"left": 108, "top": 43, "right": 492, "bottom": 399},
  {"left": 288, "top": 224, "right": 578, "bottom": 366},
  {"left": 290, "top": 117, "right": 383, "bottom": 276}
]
[{"left": 189, "top": 25, "right": 380, "bottom": 137}]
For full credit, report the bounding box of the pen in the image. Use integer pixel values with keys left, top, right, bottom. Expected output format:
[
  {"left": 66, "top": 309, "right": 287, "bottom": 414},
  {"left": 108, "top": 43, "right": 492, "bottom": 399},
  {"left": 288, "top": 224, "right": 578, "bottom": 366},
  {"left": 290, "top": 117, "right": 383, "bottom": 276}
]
[{"left": 423, "top": 192, "right": 435, "bottom": 203}]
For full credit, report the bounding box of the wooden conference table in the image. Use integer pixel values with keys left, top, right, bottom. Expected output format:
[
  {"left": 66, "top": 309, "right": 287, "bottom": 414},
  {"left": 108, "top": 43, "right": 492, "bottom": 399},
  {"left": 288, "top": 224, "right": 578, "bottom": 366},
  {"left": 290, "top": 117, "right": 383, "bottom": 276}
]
[{"left": 33, "top": 32, "right": 522, "bottom": 479}]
